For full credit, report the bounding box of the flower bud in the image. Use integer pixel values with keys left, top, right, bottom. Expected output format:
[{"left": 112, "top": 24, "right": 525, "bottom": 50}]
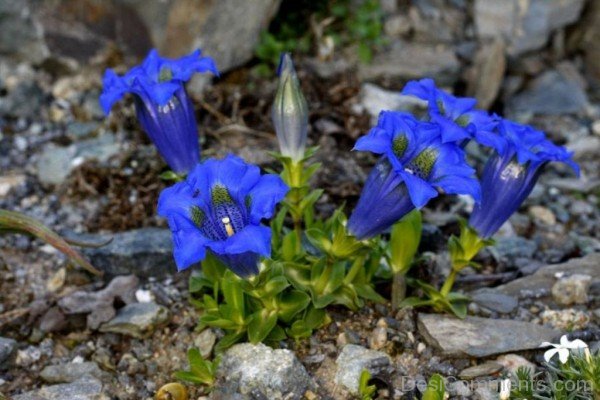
[{"left": 271, "top": 53, "right": 309, "bottom": 162}]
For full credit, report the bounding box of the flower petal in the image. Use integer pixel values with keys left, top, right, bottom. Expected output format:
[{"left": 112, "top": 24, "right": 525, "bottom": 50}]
[
  {"left": 248, "top": 174, "right": 289, "bottom": 224},
  {"left": 400, "top": 171, "right": 439, "bottom": 208},
  {"left": 207, "top": 224, "right": 271, "bottom": 257}
]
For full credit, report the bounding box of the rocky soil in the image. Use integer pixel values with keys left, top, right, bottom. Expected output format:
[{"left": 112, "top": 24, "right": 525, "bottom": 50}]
[{"left": 1, "top": 0, "right": 600, "bottom": 399}]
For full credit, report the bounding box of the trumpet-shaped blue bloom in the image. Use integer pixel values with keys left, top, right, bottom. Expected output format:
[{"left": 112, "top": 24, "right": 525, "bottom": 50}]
[
  {"left": 469, "top": 119, "right": 579, "bottom": 238},
  {"left": 402, "top": 78, "right": 504, "bottom": 151},
  {"left": 100, "top": 49, "right": 218, "bottom": 173},
  {"left": 158, "top": 155, "right": 289, "bottom": 277},
  {"left": 348, "top": 111, "right": 481, "bottom": 239}
]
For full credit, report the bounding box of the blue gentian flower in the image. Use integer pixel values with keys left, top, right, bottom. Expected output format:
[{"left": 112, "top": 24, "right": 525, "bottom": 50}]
[
  {"left": 272, "top": 53, "right": 309, "bottom": 162},
  {"left": 158, "top": 155, "right": 288, "bottom": 277},
  {"left": 469, "top": 119, "right": 579, "bottom": 239},
  {"left": 402, "top": 78, "right": 504, "bottom": 151},
  {"left": 100, "top": 49, "right": 218, "bottom": 173},
  {"left": 347, "top": 111, "right": 481, "bottom": 239}
]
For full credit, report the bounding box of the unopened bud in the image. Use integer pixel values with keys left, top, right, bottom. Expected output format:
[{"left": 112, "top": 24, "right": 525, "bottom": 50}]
[{"left": 271, "top": 53, "right": 308, "bottom": 162}]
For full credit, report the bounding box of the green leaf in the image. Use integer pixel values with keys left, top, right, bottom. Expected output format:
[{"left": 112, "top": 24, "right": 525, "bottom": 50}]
[
  {"left": 358, "top": 369, "right": 377, "bottom": 400},
  {"left": 159, "top": 170, "right": 184, "bottom": 182},
  {"left": 389, "top": 209, "right": 422, "bottom": 274},
  {"left": 215, "top": 332, "right": 246, "bottom": 354},
  {"left": 355, "top": 283, "right": 386, "bottom": 303},
  {"left": 174, "top": 348, "right": 217, "bottom": 386},
  {"left": 423, "top": 374, "right": 446, "bottom": 400},
  {"left": 0, "top": 209, "right": 103, "bottom": 276},
  {"left": 399, "top": 296, "right": 434, "bottom": 309},
  {"left": 304, "top": 306, "right": 328, "bottom": 330},
  {"left": 248, "top": 309, "right": 278, "bottom": 343},
  {"left": 281, "top": 230, "right": 300, "bottom": 261},
  {"left": 262, "top": 276, "right": 290, "bottom": 298},
  {"left": 305, "top": 228, "right": 331, "bottom": 253},
  {"left": 277, "top": 290, "right": 311, "bottom": 323},
  {"left": 221, "top": 272, "right": 245, "bottom": 322}
]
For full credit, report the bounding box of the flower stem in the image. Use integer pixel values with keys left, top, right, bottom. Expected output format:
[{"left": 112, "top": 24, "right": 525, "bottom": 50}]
[
  {"left": 440, "top": 268, "right": 458, "bottom": 298},
  {"left": 391, "top": 272, "right": 406, "bottom": 311}
]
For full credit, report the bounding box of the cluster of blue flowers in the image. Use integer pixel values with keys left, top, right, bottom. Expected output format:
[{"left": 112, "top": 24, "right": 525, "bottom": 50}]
[
  {"left": 348, "top": 78, "right": 578, "bottom": 240},
  {"left": 101, "top": 48, "right": 577, "bottom": 279}
]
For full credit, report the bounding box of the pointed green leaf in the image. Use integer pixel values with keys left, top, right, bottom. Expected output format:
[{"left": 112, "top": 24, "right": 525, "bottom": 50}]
[{"left": 389, "top": 209, "right": 422, "bottom": 274}]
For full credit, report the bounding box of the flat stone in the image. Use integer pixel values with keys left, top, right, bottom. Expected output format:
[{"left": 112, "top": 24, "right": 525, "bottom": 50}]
[
  {"left": 36, "top": 134, "right": 120, "bottom": 186},
  {"left": 496, "top": 354, "right": 536, "bottom": 375},
  {"left": 418, "top": 314, "right": 560, "bottom": 358},
  {"left": 334, "top": 344, "right": 391, "bottom": 395},
  {"left": 491, "top": 253, "right": 600, "bottom": 299},
  {"left": 474, "top": 0, "right": 585, "bottom": 56},
  {"left": 467, "top": 39, "right": 506, "bottom": 109},
  {"left": 83, "top": 228, "right": 175, "bottom": 278},
  {"left": 13, "top": 376, "right": 109, "bottom": 400},
  {"left": 552, "top": 274, "right": 592, "bottom": 305},
  {"left": 471, "top": 291, "right": 518, "bottom": 314},
  {"left": 459, "top": 361, "right": 503, "bottom": 379},
  {"left": 40, "top": 361, "right": 110, "bottom": 384},
  {"left": 359, "top": 41, "right": 460, "bottom": 85},
  {"left": 58, "top": 275, "right": 139, "bottom": 330},
  {"left": 507, "top": 66, "right": 589, "bottom": 116},
  {"left": 0, "top": 337, "right": 17, "bottom": 368},
  {"left": 359, "top": 83, "right": 427, "bottom": 122},
  {"left": 99, "top": 302, "right": 169, "bottom": 339},
  {"left": 214, "top": 343, "right": 313, "bottom": 400}
]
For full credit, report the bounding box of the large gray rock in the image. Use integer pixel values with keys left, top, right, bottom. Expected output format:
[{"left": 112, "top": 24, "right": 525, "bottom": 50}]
[
  {"left": 84, "top": 228, "right": 175, "bottom": 277},
  {"left": 99, "top": 302, "right": 169, "bottom": 338},
  {"left": 58, "top": 275, "right": 138, "bottom": 330},
  {"left": 0, "top": 337, "right": 17, "bottom": 368},
  {"left": 359, "top": 41, "right": 460, "bottom": 85},
  {"left": 214, "top": 343, "right": 313, "bottom": 400},
  {"left": 418, "top": 314, "right": 560, "bottom": 357},
  {"left": 40, "top": 361, "right": 110, "bottom": 384},
  {"left": 13, "top": 376, "right": 109, "bottom": 400},
  {"left": 334, "top": 344, "right": 391, "bottom": 395},
  {"left": 507, "top": 64, "right": 589, "bottom": 116},
  {"left": 491, "top": 253, "right": 600, "bottom": 300},
  {"left": 474, "top": 0, "right": 585, "bottom": 56}
]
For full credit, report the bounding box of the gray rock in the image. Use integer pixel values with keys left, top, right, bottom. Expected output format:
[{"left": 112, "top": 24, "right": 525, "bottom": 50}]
[
  {"left": 473, "top": 387, "right": 497, "bottom": 400},
  {"left": 491, "top": 253, "right": 600, "bottom": 299},
  {"left": 40, "top": 361, "right": 110, "bottom": 384},
  {"left": 459, "top": 361, "right": 503, "bottom": 379},
  {"left": 194, "top": 328, "right": 217, "bottom": 359},
  {"left": 65, "top": 121, "right": 101, "bottom": 141},
  {"left": 334, "top": 344, "right": 391, "bottom": 395},
  {"left": 0, "top": 1, "right": 49, "bottom": 63},
  {"left": 474, "top": 0, "right": 585, "bottom": 56},
  {"left": 99, "top": 302, "right": 169, "bottom": 338},
  {"left": 214, "top": 343, "right": 313, "bottom": 400},
  {"left": 359, "top": 41, "right": 460, "bottom": 85},
  {"left": 418, "top": 314, "right": 560, "bottom": 357},
  {"left": 471, "top": 291, "right": 518, "bottom": 314},
  {"left": 567, "top": 135, "right": 600, "bottom": 161},
  {"left": 358, "top": 83, "right": 427, "bottom": 122},
  {"left": 507, "top": 66, "right": 589, "bottom": 116},
  {"left": 551, "top": 274, "right": 592, "bottom": 306},
  {"left": 58, "top": 275, "right": 138, "bottom": 330},
  {"left": 13, "top": 376, "right": 109, "bottom": 400},
  {"left": 83, "top": 228, "right": 175, "bottom": 278},
  {"left": 491, "top": 236, "right": 538, "bottom": 266},
  {"left": 467, "top": 39, "right": 506, "bottom": 109},
  {"left": 496, "top": 354, "right": 535, "bottom": 375},
  {"left": 36, "top": 134, "right": 120, "bottom": 185},
  {"left": 447, "top": 380, "right": 472, "bottom": 397},
  {"left": 0, "top": 337, "right": 17, "bottom": 368}
]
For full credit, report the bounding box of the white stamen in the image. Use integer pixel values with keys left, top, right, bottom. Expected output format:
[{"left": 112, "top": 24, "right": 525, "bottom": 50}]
[{"left": 222, "top": 216, "right": 234, "bottom": 237}]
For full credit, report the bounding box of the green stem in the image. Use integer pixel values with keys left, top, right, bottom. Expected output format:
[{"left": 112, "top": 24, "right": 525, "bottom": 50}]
[
  {"left": 440, "top": 268, "right": 459, "bottom": 297},
  {"left": 315, "top": 260, "right": 333, "bottom": 295},
  {"left": 391, "top": 272, "right": 406, "bottom": 311},
  {"left": 344, "top": 255, "right": 365, "bottom": 285}
]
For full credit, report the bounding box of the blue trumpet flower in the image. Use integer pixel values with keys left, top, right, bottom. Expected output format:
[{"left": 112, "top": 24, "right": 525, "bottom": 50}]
[
  {"left": 469, "top": 119, "right": 579, "bottom": 239},
  {"left": 348, "top": 111, "right": 481, "bottom": 239},
  {"left": 158, "top": 154, "right": 288, "bottom": 277},
  {"left": 402, "top": 78, "right": 503, "bottom": 151},
  {"left": 100, "top": 49, "right": 218, "bottom": 173}
]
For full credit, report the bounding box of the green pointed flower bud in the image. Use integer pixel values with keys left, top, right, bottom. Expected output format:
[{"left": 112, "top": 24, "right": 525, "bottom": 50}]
[{"left": 271, "top": 53, "right": 308, "bottom": 163}]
